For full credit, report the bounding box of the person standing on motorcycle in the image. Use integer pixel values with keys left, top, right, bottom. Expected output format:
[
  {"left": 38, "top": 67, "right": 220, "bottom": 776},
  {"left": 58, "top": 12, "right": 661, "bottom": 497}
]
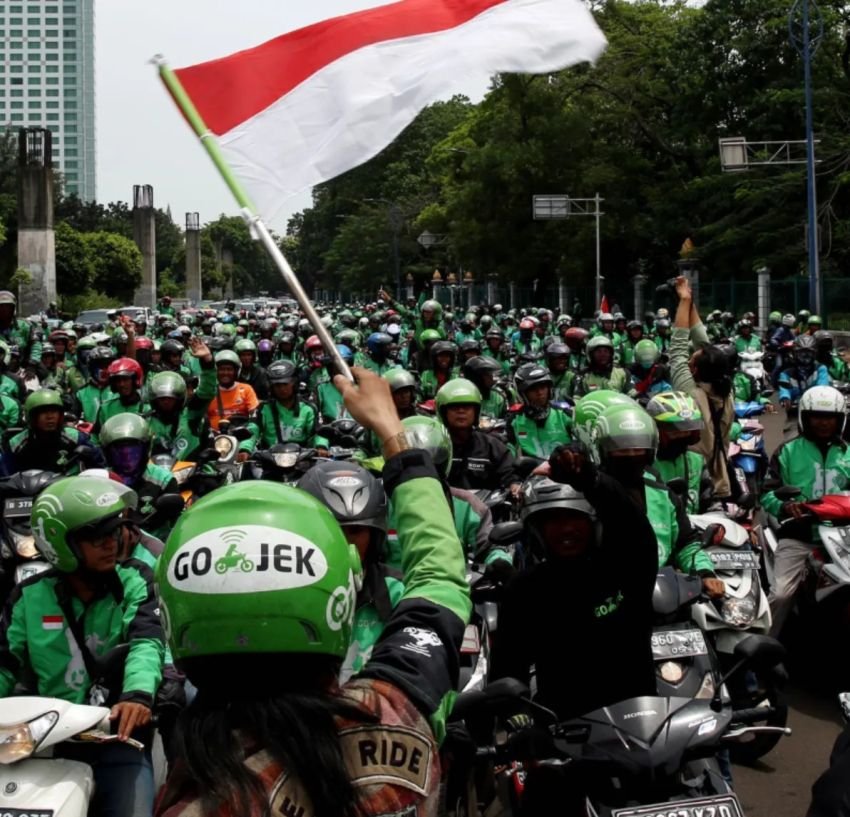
[
  {"left": 420, "top": 340, "right": 459, "bottom": 400},
  {"left": 762, "top": 386, "right": 850, "bottom": 637},
  {"left": 734, "top": 318, "right": 762, "bottom": 354},
  {"left": 778, "top": 334, "right": 830, "bottom": 412},
  {"left": 99, "top": 413, "right": 180, "bottom": 539},
  {"left": 507, "top": 363, "right": 573, "bottom": 460},
  {"left": 154, "top": 366, "right": 469, "bottom": 817},
  {"left": 646, "top": 392, "right": 712, "bottom": 513},
  {"left": 75, "top": 346, "right": 115, "bottom": 425},
  {"left": 569, "top": 335, "right": 630, "bottom": 398},
  {"left": 463, "top": 355, "right": 508, "bottom": 419},
  {"left": 96, "top": 357, "right": 148, "bottom": 431},
  {"left": 594, "top": 403, "right": 723, "bottom": 592},
  {"left": 628, "top": 339, "right": 673, "bottom": 404},
  {"left": 436, "top": 379, "right": 520, "bottom": 496},
  {"left": 1, "top": 389, "right": 103, "bottom": 477},
  {"left": 0, "top": 477, "right": 163, "bottom": 817},
  {"left": 258, "top": 359, "right": 319, "bottom": 447},
  {"left": 814, "top": 330, "right": 849, "bottom": 383},
  {"left": 299, "top": 460, "right": 401, "bottom": 682},
  {"left": 235, "top": 338, "right": 270, "bottom": 401},
  {"left": 207, "top": 350, "right": 259, "bottom": 462}
]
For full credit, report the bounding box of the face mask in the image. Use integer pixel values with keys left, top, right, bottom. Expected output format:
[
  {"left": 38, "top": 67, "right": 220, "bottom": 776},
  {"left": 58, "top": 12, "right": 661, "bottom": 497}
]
[
  {"left": 108, "top": 443, "right": 146, "bottom": 481},
  {"left": 604, "top": 456, "right": 647, "bottom": 487},
  {"left": 658, "top": 438, "right": 690, "bottom": 460}
]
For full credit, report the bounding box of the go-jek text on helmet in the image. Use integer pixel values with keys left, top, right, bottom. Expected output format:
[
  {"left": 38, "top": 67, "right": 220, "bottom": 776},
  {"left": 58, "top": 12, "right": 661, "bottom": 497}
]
[{"left": 592, "top": 404, "right": 659, "bottom": 460}]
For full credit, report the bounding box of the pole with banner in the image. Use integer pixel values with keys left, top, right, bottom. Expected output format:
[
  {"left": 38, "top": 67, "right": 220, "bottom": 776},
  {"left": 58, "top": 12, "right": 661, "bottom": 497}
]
[{"left": 154, "top": 56, "right": 353, "bottom": 382}]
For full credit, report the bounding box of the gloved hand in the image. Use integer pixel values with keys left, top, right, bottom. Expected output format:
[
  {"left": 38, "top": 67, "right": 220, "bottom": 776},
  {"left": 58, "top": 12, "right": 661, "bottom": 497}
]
[
  {"left": 484, "top": 559, "right": 516, "bottom": 584},
  {"left": 549, "top": 442, "right": 597, "bottom": 490}
]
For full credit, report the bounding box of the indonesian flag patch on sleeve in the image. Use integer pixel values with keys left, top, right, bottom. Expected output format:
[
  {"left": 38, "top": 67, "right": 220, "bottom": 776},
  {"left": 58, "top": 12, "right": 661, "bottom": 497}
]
[{"left": 42, "top": 615, "right": 63, "bottom": 631}]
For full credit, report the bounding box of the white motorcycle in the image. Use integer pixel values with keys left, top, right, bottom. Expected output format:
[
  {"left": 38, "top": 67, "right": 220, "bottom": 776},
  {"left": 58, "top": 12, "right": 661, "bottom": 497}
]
[
  {"left": 0, "top": 696, "right": 143, "bottom": 815},
  {"left": 689, "top": 512, "right": 787, "bottom": 763}
]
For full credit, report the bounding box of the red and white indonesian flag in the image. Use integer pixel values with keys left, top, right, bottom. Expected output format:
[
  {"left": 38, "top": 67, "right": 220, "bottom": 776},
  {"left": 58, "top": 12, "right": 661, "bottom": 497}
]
[{"left": 172, "top": 0, "right": 606, "bottom": 222}]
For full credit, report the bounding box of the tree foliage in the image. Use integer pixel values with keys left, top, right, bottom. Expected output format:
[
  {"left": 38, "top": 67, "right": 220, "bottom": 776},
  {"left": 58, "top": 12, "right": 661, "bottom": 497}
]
[{"left": 83, "top": 231, "right": 143, "bottom": 303}]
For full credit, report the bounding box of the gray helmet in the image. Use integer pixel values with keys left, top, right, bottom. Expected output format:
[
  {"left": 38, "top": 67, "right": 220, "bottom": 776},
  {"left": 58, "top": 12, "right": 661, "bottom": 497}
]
[
  {"left": 267, "top": 360, "right": 298, "bottom": 385},
  {"left": 520, "top": 476, "right": 596, "bottom": 524}
]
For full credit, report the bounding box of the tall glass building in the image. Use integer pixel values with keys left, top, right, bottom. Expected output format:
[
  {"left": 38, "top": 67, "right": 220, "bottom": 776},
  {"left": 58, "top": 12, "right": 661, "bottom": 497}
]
[{"left": 0, "top": 0, "right": 95, "bottom": 200}]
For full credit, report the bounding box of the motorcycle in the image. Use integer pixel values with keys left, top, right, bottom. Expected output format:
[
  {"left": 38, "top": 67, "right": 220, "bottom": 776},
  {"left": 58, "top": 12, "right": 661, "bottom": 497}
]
[
  {"left": 729, "top": 403, "right": 769, "bottom": 501},
  {"left": 689, "top": 513, "right": 785, "bottom": 763},
  {"left": 0, "top": 696, "right": 145, "bottom": 816},
  {"left": 316, "top": 418, "right": 366, "bottom": 462},
  {"left": 249, "top": 443, "right": 316, "bottom": 484},
  {"left": 454, "top": 635, "right": 789, "bottom": 817}
]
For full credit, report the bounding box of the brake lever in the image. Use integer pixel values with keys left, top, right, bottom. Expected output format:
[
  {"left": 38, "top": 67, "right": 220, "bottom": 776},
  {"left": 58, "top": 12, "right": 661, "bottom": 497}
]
[{"left": 723, "top": 726, "right": 792, "bottom": 739}]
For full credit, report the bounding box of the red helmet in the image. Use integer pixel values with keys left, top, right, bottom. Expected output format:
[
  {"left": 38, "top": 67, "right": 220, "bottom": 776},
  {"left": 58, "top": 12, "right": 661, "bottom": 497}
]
[
  {"left": 134, "top": 336, "right": 154, "bottom": 351},
  {"left": 519, "top": 318, "right": 535, "bottom": 331},
  {"left": 304, "top": 334, "right": 323, "bottom": 353},
  {"left": 107, "top": 357, "right": 143, "bottom": 387},
  {"left": 564, "top": 327, "right": 589, "bottom": 350}
]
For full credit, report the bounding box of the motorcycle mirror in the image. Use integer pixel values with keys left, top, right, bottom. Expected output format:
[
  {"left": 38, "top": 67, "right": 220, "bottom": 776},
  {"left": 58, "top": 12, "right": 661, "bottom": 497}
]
[
  {"left": 489, "top": 521, "right": 523, "bottom": 547},
  {"left": 153, "top": 493, "right": 185, "bottom": 521},
  {"left": 702, "top": 523, "right": 726, "bottom": 548}
]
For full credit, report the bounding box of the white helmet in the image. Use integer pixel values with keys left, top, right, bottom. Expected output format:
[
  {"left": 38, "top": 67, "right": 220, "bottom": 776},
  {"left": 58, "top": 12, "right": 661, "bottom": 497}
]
[{"left": 798, "top": 385, "right": 848, "bottom": 434}]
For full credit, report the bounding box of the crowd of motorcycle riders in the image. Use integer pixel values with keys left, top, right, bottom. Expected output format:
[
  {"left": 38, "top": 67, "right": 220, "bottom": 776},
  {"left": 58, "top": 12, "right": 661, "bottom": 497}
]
[{"left": 2, "top": 275, "right": 850, "bottom": 817}]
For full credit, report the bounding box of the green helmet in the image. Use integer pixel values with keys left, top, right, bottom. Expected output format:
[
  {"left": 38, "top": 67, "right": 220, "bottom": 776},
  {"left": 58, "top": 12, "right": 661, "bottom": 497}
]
[
  {"left": 384, "top": 368, "right": 417, "bottom": 394},
  {"left": 807, "top": 314, "right": 823, "bottom": 327},
  {"left": 31, "top": 476, "right": 138, "bottom": 572},
  {"left": 76, "top": 336, "right": 96, "bottom": 352},
  {"left": 586, "top": 334, "right": 614, "bottom": 362},
  {"left": 421, "top": 299, "right": 443, "bottom": 319},
  {"left": 24, "top": 389, "right": 64, "bottom": 423},
  {"left": 769, "top": 310, "right": 782, "bottom": 324},
  {"left": 100, "top": 412, "right": 152, "bottom": 448},
  {"left": 155, "top": 481, "right": 362, "bottom": 663},
  {"left": 214, "top": 349, "right": 241, "bottom": 371},
  {"left": 336, "top": 329, "right": 360, "bottom": 349},
  {"left": 420, "top": 328, "right": 442, "bottom": 345},
  {"left": 633, "top": 339, "right": 660, "bottom": 368},
  {"left": 645, "top": 391, "right": 704, "bottom": 432},
  {"left": 593, "top": 404, "right": 658, "bottom": 458},
  {"left": 402, "top": 416, "right": 452, "bottom": 477},
  {"left": 435, "top": 378, "right": 482, "bottom": 416},
  {"left": 149, "top": 371, "right": 188, "bottom": 406},
  {"left": 573, "top": 390, "right": 636, "bottom": 430},
  {"left": 234, "top": 338, "right": 257, "bottom": 354}
]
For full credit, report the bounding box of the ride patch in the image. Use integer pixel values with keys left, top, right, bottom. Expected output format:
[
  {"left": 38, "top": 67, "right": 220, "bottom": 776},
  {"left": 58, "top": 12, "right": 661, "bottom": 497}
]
[{"left": 339, "top": 724, "right": 432, "bottom": 795}]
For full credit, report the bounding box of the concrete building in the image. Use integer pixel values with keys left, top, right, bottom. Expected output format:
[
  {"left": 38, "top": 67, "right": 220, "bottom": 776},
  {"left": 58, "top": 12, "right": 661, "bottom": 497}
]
[{"left": 0, "top": 0, "right": 95, "bottom": 200}]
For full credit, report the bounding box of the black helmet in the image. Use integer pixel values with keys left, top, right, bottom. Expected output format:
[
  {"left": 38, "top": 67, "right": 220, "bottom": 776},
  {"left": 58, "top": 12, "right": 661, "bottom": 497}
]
[
  {"left": 545, "top": 342, "right": 570, "bottom": 360},
  {"left": 814, "top": 330, "right": 834, "bottom": 351},
  {"left": 520, "top": 476, "right": 596, "bottom": 558},
  {"left": 461, "top": 355, "right": 501, "bottom": 390},
  {"left": 515, "top": 362, "right": 553, "bottom": 419},
  {"left": 161, "top": 339, "right": 185, "bottom": 357},
  {"left": 430, "top": 340, "right": 457, "bottom": 365},
  {"left": 459, "top": 339, "right": 482, "bottom": 356},
  {"left": 297, "top": 461, "right": 387, "bottom": 559},
  {"left": 794, "top": 333, "right": 817, "bottom": 367},
  {"left": 267, "top": 360, "right": 298, "bottom": 385}
]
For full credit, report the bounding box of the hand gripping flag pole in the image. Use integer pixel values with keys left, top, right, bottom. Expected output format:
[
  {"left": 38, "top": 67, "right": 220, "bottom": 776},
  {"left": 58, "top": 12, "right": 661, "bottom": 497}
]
[{"left": 154, "top": 55, "right": 354, "bottom": 382}]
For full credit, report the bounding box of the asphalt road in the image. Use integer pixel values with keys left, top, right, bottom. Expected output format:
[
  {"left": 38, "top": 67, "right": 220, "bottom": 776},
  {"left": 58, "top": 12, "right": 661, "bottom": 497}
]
[{"left": 731, "top": 409, "right": 843, "bottom": 816}]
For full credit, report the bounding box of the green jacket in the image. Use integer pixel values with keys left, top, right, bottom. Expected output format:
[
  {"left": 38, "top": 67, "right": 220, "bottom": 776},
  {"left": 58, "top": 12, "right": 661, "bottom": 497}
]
[
  {"left": 0, "top": 562, "right": 164, "bottom": 706},
  {"left": 644, "top": 472, "right": 714, "bottom": 576},
  {"left": 481, "top": 348, "right": 512, "bottom": 376},
  {"left": 0, "top": 393, "right": 20, "bottom": 433},
  {"left": 762, "top": 437, "right": 850, "bottom": 518},
  {"left": 0, "top": 318, "right": 32, "bottom": 359},
  {"left": 420, "top": 368, "right": 459, "bottom": 401},
  {"left": 508, "top": 408, "right": 573, "bottom": 459},
  {"left": 258, "top": 399, "right": 318, "bottom": 447},
  {"left": 569, "top": 368, "right": 630, "bottom": 398},
  {"left": 734, "top": 335, "right": 762, "bottom": 354},
  {"left": 653, "top": 451, "right": 709, "bottom": 514},
  {"left": 481, "top": 389, "right": 508, "bottom": 420},
  {"left": 0, "top": 372, "right": 23, "bottom": 402},
  {"left": 96, "top": 394, "right": 150, "bottom": 430},
  {"left": 76, "top": 383, "right": 112, "bottom": 425},
  {"left": 316, "top": 381, "right": 351, "bottom": 423},
  {"left": 362, "top": 359, "right": 401, "bottom": 376}
]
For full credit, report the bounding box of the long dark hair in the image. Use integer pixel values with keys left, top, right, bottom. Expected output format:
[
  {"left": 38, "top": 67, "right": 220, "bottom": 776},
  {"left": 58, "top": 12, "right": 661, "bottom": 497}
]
[
  {"left": 694, "top": 344, "right": 732, "bottom": 400},
  {"left": 173, "top": 654, "right": 364, "bottom": 817}
]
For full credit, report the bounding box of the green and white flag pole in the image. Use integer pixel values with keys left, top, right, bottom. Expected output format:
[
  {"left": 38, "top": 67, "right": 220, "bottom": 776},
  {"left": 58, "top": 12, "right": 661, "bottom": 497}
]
[{"left": 153, "top": 55, "right": 353, "bottom": 382}]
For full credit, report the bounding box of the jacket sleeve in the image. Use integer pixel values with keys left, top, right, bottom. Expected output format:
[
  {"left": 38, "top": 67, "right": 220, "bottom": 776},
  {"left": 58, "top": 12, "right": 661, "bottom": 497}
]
[
  {"left": 119, "top": 561, "right": 164, "bottom": 706},
  {"left": 360, "top": 449, "right": 470, "bottom": 744},
  {"left": 671, "top": 499, "right": 715, "bottom": 576},
  {"left": 670, "top": 327, "right": 697, "bottom": 394},
  {"left": 0, "top": 583, "right": 27, "bottom": 696},
  {"left": 761, "top": 443, "right": 789, "bottom": 518},
  {"left": 816, "top": 365, "right": 832, "bottom": 386},
  {"left": 492, "top": 437, "right": 519, "bottom": 488},
  {"left": 193, "top": 362, "right": 218, "bottom": 405}
]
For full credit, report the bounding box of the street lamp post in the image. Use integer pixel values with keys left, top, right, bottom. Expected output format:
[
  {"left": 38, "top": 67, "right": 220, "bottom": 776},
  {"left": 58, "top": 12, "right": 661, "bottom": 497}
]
[{"left": 532, "top": 194, "right": 604, "bottom": 309}]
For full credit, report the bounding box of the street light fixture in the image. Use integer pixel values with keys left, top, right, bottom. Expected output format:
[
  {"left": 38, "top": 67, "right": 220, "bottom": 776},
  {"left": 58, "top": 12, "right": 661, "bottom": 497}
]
[{"left": 532, "top": 193, "right": 604, "bottom": 309}]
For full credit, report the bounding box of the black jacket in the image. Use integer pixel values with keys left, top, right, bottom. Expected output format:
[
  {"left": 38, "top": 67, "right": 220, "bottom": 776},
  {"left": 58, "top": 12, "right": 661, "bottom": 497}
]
[
  {"left": 490, "top": 472, "right": 658, "bottom": 720},
  {"left": 447, "top": 430, "right": 517, "bottom": 492}
]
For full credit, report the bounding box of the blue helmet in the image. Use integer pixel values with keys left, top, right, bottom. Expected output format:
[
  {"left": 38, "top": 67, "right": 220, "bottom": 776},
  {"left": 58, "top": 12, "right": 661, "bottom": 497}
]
[
  {"left": 366, "top": 332, "right": 393, "bottom": 356},
  {"left": 336, "top": 344, "right": 354, "bottom": 364}
]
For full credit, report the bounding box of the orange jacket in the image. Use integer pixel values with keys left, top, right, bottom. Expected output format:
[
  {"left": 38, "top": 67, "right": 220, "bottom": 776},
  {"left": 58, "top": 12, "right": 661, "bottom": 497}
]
[{"left": 207, "top": 383, "right": 259, "bottom": 431}]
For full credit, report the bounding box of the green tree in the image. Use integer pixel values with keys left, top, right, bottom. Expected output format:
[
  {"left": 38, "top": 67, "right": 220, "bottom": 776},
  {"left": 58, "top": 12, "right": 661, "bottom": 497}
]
[
  {"left": 55, "top": 222, "right": 93, "bottom": 296},
  {"left": 84, "top": 231, "right": 143, "bottom": 303}
]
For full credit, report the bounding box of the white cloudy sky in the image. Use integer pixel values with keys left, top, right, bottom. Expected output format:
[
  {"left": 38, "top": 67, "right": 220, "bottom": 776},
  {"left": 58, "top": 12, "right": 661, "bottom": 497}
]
[{"left": 95, "top": 0, "right": 490, "bottom": 231}]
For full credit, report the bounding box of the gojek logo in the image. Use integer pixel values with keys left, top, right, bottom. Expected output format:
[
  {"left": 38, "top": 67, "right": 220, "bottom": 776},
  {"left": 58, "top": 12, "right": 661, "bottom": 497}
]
[{"left": 167, "top": 526, "right": 328, "bottom": 594}]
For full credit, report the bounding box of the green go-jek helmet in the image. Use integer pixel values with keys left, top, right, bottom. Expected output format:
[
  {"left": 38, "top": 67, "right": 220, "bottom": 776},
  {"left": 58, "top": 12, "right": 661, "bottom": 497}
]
[
  {"left": 149, "top": 371, "right": 188, "bottom": 406},
  {"left": 24, "top": 388, "right": 64, "bottom": 423},
  {"left": 419, "top": 328, "right": 442, "bottom": 345},
  {"left": 633, "top": 338, "right": 660, "bottom": 369},
  {"left": 99, "top": 412, "right": 152, "bottom": 448},
  {"left": 403, "top": 415, "right": 453, "bottom": 477},
  {"left": 155, "top": 481, "right": 363, "bottom": 663},
  {"left": 573, "top": 390, "right": 636, "bottom": 430},
  {"left": 592, "top": 403, "right": 659, "bottom": 459},
  {"left": 435, "top": 378, "right": 482, "bottom": 422},
  {"left": 31, "top": 476, "right": 138, "bottom": 572}
]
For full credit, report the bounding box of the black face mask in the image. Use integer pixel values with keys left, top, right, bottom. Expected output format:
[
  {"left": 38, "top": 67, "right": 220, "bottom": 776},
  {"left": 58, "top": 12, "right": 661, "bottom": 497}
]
[
  {"left": 603, "top": 457, "right": 647, "bottom": 487},
  {"left": 658, "top": 438, "right": 690, "bottom": 461}
]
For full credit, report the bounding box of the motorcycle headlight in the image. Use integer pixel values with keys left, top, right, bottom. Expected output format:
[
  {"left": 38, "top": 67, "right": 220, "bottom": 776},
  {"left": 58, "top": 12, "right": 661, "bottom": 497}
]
[
  {"left": 273, "top": 451, "right": 298, "bottom": 468},
  {"left": 0, "top": 711, "right": 58, "bottom": 764},
  {"left": 658, "top": 661, "right": 685, "bottom": 684},
  {"left": 214, "top": 436, "right": 235, "bottom": 459},
  {"left": 720, "top": 591, "right": 758, "bottom": 628},
  {"left": 10, "top": 531, "right": 37, "bottom": 559},
  {"left": 695, "top": 672, "right": 716, "bottom": 701},
  {"left": 172, "top": 465, "right": 196, "bottom": 485}
]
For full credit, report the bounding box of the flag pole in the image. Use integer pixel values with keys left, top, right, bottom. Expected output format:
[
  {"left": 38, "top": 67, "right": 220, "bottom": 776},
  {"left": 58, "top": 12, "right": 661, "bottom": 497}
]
[{"left": 153, "top": 55, "right": 353, "bottom": 382}]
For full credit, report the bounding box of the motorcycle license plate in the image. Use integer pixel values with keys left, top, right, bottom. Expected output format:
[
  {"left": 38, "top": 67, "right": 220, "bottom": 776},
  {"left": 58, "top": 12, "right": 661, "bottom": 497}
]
[
  {"left": 708, "top": 550, "right": 759, "bottom": 570},
  {"left": 612, "top": 793, "right": 743, "bottom": 817},
  {"left": 4, "top": 497, "right": 33, "bottom": 517},
  {"left": 0, "top": 810, "right": 54, "bottom": 817},
  {"left": 651, "top": 628, "right": 708, "bottom": 661}
]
